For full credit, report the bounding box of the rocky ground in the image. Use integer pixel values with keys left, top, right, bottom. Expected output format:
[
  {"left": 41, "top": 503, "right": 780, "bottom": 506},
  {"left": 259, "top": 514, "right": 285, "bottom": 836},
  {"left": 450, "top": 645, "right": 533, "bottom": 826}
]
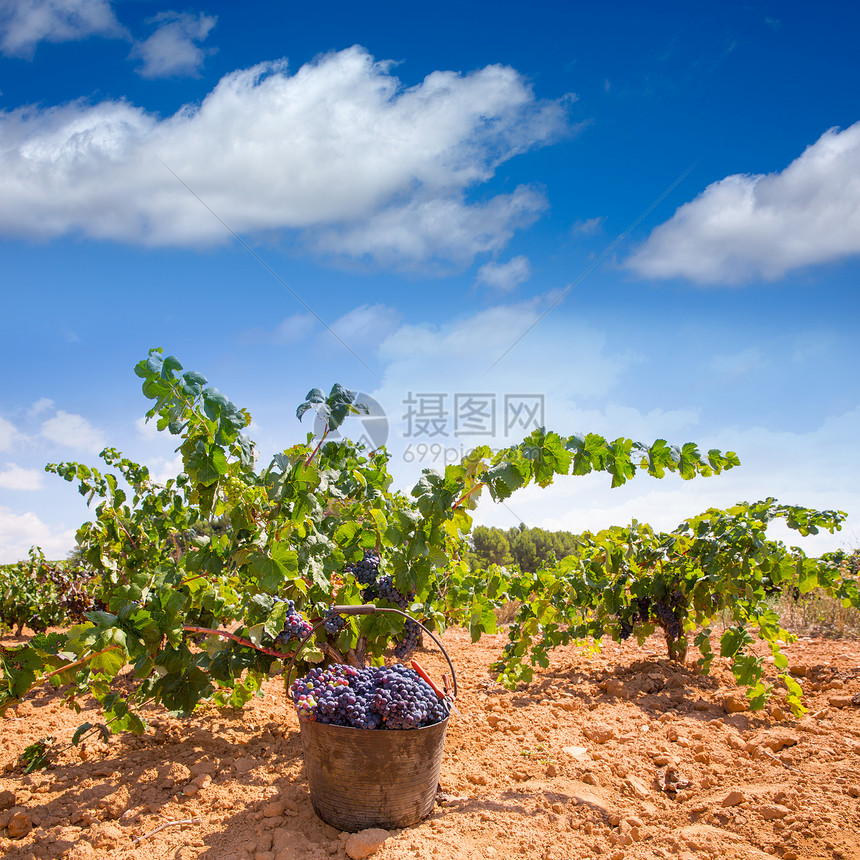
[{"left": 1, "top": 628, "right": 859, "bottom": 860}]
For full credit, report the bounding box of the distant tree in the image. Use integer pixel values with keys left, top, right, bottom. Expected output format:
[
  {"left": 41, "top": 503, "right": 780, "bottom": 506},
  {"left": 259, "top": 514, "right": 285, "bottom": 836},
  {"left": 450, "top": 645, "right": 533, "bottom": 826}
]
[
  {"left": 471, "top": 526, "right": 513, "bottom": 567},
  {"left": 469, "top": 524, "right": 580, "bottom": 574}
]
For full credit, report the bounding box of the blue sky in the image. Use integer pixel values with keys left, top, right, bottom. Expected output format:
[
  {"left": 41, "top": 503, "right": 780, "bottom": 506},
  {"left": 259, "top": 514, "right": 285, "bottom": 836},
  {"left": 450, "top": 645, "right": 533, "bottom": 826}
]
[{"left": 1, "top": 0, "right": 858, "bottom": 562}]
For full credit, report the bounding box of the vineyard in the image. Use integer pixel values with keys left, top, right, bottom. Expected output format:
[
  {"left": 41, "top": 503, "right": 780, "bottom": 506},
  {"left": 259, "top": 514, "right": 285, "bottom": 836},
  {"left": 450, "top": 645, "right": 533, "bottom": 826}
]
[{"left": 0, "top": 349, "right": 858, "bottom": 859}]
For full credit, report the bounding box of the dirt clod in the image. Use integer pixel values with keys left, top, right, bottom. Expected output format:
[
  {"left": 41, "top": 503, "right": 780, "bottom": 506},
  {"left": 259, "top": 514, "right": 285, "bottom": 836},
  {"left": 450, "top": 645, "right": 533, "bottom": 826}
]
[
  {"left": 6, "top": 811, "right": 32, "bottom": 839},
  {"left": 345, "top": 828, "right": 389, "bottom": 859},
  {"left": 723, "top": 692, "right": 748, "bottom": 713}
]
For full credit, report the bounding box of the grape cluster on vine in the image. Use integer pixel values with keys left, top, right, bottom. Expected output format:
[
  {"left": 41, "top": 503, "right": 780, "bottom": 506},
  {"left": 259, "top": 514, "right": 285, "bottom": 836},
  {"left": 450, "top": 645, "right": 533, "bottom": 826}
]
[
  {"left": 393, "top": 620, "right": 421, "bottom": 659},
  {"left": 376, "top": 575, "right": 409, "bottom": 608},
  {"left": 323, "top": 607, "right": 347, "bottom": 635},
  {"left": 651, "top": 600, "right": 682, "bottom": 641},
  {"left": 342, "top": 551, "right": 419, "bottom": 656},
  {"left": 290, "top": 663, "right": 448, "bottom": 729},
  {"left": 346, "top": 550, "right": 381, "bottom": 586},
  {"left": 274, "top": 600, "right": 313, "bottom": 645},
  {"left": 615, "top": 594, "right": 683, "bottom": 642}
]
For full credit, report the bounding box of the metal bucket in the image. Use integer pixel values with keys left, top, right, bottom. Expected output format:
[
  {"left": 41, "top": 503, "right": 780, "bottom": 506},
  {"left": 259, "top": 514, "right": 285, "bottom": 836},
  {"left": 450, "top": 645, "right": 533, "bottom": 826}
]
[
  {"left": 288, "top": 604, "right": 457, "bottom": 832},
  {"left": 300, "top": 716, "right": 448, "bottom": 831}
]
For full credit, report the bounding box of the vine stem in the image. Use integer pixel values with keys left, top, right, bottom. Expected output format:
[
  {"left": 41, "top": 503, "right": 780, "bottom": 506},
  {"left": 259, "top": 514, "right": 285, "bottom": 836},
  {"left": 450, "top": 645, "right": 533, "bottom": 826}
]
[
  {"left": 42, "top": 646, "right": 122, "bottom": 684},
  {"left": 304, "top": 423, "right": 329, "bottom": 466},
  {"left": 0, "top": 645, "right": 123, "bottom": 716},
  {"left": 182, "top": 625, "right": 288, "bottom": 660},
  {"left": 452, "top": 482, "right": 485, "bottom": 510},
  {"left": 117, "top": 520, "right": 138, "bottom": 550},
  {"left": 133, "top": 818, "right": 202, "bottom": 844}
]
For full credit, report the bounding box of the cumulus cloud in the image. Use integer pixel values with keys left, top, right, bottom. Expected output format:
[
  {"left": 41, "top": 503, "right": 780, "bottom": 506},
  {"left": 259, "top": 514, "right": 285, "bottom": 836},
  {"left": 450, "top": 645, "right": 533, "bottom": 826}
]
[
  {"left": 28, "top": 397, "right": 54, "bottom": 417},
  {"left": 0, "top": 47, "right": 569, "bottom": 266},
  {"left": 145, "top": 453, "right": 183, "bottom": 485},
  {"left": 130, "top": 11, "right": 217, "bottom": 79},
  {"left": 0, "top": 463, "right": 44, "bottom": 490},
  {"left": 326, "top": 304, "right": 402, "bottom": 349},
  {"left": 0, "top": 506, "right": 77, "bottom": 562},
  {"left": 0, "top": 416, "right": 23, "bottom": 452},
  {"left": 571, "top": 216, "right": 604, "bottom": 235},
  {"left": 310, "top": 187, "right": 546, "bottom": 268},
  {"left": 40, "top": 410, "right": 105, "bottom": 452},
  {"left": 627, "top": 122, "right": 860, "bottom": 284},
  {"left": 377, "top": 294, "right": 631, "bottom": 401},
  {"left": 475, "top": 255, "right": 531, "bottom": 292},
  {"left": 368, "top": 295, "right": 634, "bottom": 473},
  {"left": 239, "top": 312, "right": 317, "bottom": 346},
  {"left": 0, "top": 0, "right": 125, "bottom": 58}
]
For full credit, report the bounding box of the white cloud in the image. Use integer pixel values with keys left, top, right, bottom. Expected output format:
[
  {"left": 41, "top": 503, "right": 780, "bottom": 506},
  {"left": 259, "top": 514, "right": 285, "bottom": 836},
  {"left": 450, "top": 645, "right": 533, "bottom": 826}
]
[
  {"left": 274, "top": 313, "right": 317, "bottom": 343},
  {"left": 28, "top": 397, "right": 54, "bottom": 417},
  {"left": 310, "top": 186, "right": 547, "bottom": 268},
  {"left": 376, "top": 294, "right": 631, "bottom": 401},
  {"left": 326, "top": 304, "right": 402, "bottom": 349},
  {"left": 0, "top": 462, "right": 44, "bottom": 490},
  {"left": 145, "top": 453, "right": 183, "bottom": 485},
  {"left": 40, "top": 410, "right": 105, "bottom": 452},
  {"left": 239, "top": 312, "right": 317, "bottom": 346},
  {"left": 571, "top": 216, "right": 604, "bottom": 235},
  {"left": 135, "top": 415, "right": 161, "bottom": 441},
  {"left": 359, "top": 294, "right": 638, "bottom": 482},
  {"left": 0, "top": 416, "right": 23, "bottom": 452},
  {"left": 130, "top": 11, "right": 216, "bottom": 80},
  {"left": 475, "top": 255, "right": 531, "bottom": 292},
  {"left": 0, "top": 506, "right": 77, "bottom": 562},
  {"left": 0, "top": 0, "right": 125, "bottom": 58},
  {"left": 627, "top": 122, "right": 860, "bottom": 284},
  {"left": 0, "top": 47, "right": 569, "bottom": 266}
]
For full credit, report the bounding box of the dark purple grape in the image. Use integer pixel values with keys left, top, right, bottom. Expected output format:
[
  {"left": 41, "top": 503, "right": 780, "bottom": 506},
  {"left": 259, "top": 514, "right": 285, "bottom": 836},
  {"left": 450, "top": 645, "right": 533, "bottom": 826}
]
[
  {"left": 290, "top": 663, "right": 448, "bottom": 729},
  {"left": 275, "top": 600, "right": 313, "bottom": 644},
  {"left": 346, "top": 550, "right": 381, "bottom": 586},
  {"left": 652, "top": 600, "right": 682, "bottom": 640},
  {"left": 376, "top": 575, "right": 408, "bottom": 609},
  {"left": 323, "top": 607, "right": 347, "bottom": 635},
  {"left": 393, "top": 619, "right": 421, "bottom": 659}
]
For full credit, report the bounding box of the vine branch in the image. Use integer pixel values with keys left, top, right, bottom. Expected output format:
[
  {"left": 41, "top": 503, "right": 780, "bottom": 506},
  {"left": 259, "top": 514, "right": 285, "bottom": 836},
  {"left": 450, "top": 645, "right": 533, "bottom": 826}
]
[
  {"left": 182, "top": 625, "right": 290, "bottom": 660},
  {"left": 452, "top": 482, "right": 485, "bottom": 509}
]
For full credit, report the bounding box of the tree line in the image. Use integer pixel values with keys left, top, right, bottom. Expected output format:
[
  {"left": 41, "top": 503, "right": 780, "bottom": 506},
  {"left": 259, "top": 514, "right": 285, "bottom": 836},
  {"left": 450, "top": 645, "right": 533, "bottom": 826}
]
[{"left": 467, "top": 523, "right": 580, "bottom": 573}]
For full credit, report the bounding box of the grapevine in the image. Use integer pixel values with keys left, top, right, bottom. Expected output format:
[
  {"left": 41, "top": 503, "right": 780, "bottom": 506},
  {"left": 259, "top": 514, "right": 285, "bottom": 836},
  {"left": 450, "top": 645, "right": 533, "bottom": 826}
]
[
  {"left": 0, "top": 549, "right": 100, "bottom": 636},
  {"left": 0, "top": 348, "right": 740, "bottom": 751},
  {"left": 495, "top": 499, "right": 856, "bottom": 715}
]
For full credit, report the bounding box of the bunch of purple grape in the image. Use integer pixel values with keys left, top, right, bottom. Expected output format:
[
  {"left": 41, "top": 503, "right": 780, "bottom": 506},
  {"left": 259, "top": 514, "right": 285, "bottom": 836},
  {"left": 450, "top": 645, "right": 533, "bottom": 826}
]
[
  {"left": 346, "top": 550, "right": 381, "bottom": 586},
  {"left": 393, "top": 619, "right": 421, "bottom": 659},
  {"left": 274, "top": 600, "right": 313, "bottom": 645},
  {"left": 376, "top": 574, "right": 409, "bottom": 609},
  {"left": 651, "top": 600, "right": 682, "bottom": 640},
  {"left": 343, "top": 550, "right": 420, "bottom": 657},
  {"left": 323, "top": 606, "right": 347, "bottom": 635},
  {"left": 290, "top": 663, "right": 448, "bottom": 730}
]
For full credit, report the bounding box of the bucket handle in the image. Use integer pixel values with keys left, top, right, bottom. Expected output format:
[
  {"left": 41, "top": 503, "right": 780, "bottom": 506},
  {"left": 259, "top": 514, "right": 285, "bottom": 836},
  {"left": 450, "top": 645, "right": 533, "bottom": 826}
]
[{"left": 285, "top": 605, "right": 457, "bottom": 700}]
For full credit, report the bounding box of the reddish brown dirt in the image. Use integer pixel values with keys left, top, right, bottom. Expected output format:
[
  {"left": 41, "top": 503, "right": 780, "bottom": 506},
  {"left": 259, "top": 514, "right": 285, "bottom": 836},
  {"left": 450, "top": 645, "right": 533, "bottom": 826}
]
[{"left": 1, "top": 628, "right": 859, "bottom": 860}]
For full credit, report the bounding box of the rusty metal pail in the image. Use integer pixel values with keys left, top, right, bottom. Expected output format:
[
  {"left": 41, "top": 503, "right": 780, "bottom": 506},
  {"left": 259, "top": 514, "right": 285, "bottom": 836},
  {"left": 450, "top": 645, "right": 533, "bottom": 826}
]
[
  {"left": 299, "top": 716, "right": 448, "bottom": 831},
  {"left": 288, "top": 605, "right": 458, "bottom": 832}
]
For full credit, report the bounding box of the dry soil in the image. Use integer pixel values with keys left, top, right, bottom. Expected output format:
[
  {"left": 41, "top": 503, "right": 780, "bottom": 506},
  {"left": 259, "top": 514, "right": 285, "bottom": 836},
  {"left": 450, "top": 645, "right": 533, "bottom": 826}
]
[{"left": 1, "top": 628, "right": 859, "bottom": 860}]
